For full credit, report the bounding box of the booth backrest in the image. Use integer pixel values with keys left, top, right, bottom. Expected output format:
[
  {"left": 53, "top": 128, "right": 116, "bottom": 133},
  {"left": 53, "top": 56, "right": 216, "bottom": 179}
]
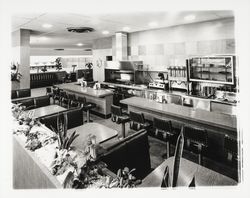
[
  {"left": 40, "top": 113, "right": 60, "bottom": 131},
  {"left": 64, "top": 107, "right": 83, "bottom": 130},
  {"left": 11, "top": 89, "right": 31, "bottom": 99},
  {"left": 13, "top": 95, "right": 51, "bottom": 110},
  {"left": 101, "top": 129, "right": 151, "bottom": 179},
  {"left": 35, "top": 95, "right": 50, "bottom": 108},
  {"left": 126, "top": 130, "right": 151, "bottom": 179},
  {"left": 18, "top": 98, "right": 35, "bottom": 109}
]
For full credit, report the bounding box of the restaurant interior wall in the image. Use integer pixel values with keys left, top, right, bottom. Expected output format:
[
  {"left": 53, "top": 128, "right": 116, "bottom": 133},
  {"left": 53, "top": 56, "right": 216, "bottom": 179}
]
[{"left": 127, "top": 17, "right": 235, "bottom": 71}]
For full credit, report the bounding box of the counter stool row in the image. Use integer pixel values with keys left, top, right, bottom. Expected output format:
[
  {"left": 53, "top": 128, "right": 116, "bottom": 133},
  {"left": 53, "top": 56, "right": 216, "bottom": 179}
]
[
  {"left": 111, "top": 105, "right": 238, "bottom": 166},
  {"left": 48, "top": 86, "right": 96, "bottom": 123}
]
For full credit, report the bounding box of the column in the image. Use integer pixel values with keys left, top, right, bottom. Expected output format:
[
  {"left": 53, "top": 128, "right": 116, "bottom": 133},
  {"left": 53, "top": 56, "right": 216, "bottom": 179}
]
[{"left": 11, "top": 29, "right": 30, "bottom": 90}]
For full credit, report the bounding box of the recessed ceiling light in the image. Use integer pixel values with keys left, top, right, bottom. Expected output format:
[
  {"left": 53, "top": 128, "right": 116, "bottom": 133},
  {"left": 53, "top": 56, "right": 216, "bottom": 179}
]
[
  {"left": 123, "top": 27, "right": 130, "bottom": 31},
  {"left": 148, "top": 21, "right": 158, "bottom": 27},
  {"left": 184, "top": 14, "right": 196, "bottom": 21},
  {"left": 77, "top": 43, "right": 84, "bottom": 46},
  {"left": 102, "top": 30, "right": 109, "bottom": 35},
  {"left": 42, "top": 23, "right": 53, "bottom": 28}
]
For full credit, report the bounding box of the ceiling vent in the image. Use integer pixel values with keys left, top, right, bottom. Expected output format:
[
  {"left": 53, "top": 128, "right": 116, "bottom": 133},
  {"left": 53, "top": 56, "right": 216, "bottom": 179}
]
[
  {"left": 67, "top": 27, "right": 95, "bottom": 33},
  {"left": 54, "top": 48, "right": 64, "bottom": 51}
]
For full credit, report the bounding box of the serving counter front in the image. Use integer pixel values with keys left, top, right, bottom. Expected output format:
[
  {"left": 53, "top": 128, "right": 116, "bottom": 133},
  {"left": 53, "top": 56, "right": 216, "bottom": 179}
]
[{"left": 57, "top": 83, "right": 113, "bottom": 118}]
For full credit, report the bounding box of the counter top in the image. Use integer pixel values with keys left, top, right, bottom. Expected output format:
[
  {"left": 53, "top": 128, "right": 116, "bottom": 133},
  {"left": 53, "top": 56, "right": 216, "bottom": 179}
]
[
  {"left": 101, "top": 81, "right": 147, "bottom": 90},
  {"left": 101, "top": 82, "right": 237, "bottom": 106},
  {"left": 121, "top": 97, "right": 237, "bottom": 131},
  {"left": 57, "top": 83, "right": 113, "bottom": 98}
]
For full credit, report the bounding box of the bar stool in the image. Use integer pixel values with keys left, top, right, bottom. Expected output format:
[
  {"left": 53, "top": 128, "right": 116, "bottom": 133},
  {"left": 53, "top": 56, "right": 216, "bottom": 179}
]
[
  {"left": 52, "top": 88, "right": 60, "bottom": 104},
  {"left": 77, "top": 96, "right": 96, "bottom": 122},
  {"left": 153, "top": 117, "right": 176, "bottom": 159},
  {"left": 60, "top": 91, "right": 70, "bottom": 108},
  {"left": 46, "top": 87, "right": 52, "bottom": 97},
  {"left": 111, "top": 104, "right": 130, "bottom": 138},
  {"left": 129, "top": 111, "right": 150, "bottom": 131},
  {"left": 183, "top": 126, "right": 208, "bottom": 165},
  {"left": 224, "top": 135, "right": 238, "bottom": 165},
  {"left": 68, "top": 93, "right": 79, "bottom": 108}
]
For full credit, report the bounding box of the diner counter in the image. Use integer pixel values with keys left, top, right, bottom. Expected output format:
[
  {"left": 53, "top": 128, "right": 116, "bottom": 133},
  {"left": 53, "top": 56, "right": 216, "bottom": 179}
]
[
  {"left": 56, "top": 83, "right": 113, "bottom": 117},
  {"left": 57, "top": 83, "right": 113, "bottom": 98},
  {"left": 121, "top": 96, "right": 237, "bottom": 135}
]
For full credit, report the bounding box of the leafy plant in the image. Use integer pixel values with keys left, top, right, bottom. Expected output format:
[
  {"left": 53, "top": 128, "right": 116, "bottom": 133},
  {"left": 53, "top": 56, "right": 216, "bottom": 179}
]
[
  {"left": 85, "top": 62, "right": 93, "bottom": 70},
  {"left": 55, "top": 57, "right": 62, "bottom": 71},
  {"left": 11, "top": 62, "right": 22, "bottom": 82},
  {"left": 172, "top": 126, "right": 184, "bottom": 187},
  {"left": 108, "top": 167, "right": 141, "bottom": 188},
  {"left": 53, "top": 114, "right": 79, "bottom": 150}
]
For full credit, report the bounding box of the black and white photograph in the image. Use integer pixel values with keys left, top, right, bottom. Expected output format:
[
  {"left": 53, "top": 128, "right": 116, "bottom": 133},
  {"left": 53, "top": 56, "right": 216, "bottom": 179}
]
[{"left": 1, "top": 0, "right": 250, "bottom": 197}]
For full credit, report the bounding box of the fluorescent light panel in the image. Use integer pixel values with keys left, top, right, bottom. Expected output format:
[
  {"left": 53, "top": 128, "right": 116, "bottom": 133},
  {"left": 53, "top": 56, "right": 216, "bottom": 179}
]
[{"left": 42, "top": 23, "right": 53, "bottom": 28}]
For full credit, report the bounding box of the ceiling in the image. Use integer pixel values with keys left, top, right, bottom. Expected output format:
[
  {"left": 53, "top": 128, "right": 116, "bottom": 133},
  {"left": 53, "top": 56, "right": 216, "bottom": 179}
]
[{"left": 12, "top": 11, "right": 234, "bottom": 50}]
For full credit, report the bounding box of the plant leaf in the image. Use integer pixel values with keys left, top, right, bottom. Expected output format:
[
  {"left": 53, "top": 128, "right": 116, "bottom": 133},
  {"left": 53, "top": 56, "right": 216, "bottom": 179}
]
[{"left": 172, "top": 126, "right": 184, "bottom": 187}]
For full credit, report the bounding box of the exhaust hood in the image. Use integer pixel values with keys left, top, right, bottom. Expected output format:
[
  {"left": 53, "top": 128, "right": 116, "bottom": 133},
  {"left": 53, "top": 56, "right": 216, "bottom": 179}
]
[{"left": 106, "top": 32, "right": 143, "bottom": 70}]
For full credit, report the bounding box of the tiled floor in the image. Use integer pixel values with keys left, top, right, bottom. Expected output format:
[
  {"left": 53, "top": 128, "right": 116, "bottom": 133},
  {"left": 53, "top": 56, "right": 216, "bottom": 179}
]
[{"left": 30, "top": 87, "right": 239, "bottom": 181}]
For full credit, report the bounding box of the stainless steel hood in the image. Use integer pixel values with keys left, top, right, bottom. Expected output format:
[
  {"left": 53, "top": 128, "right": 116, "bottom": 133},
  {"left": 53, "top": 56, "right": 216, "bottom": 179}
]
[
  {"left": 106, "top": 32, "right": 143, "bottom": 70},
  {"left": 106, "top": 60, "right": 143, "bottom": 70}
]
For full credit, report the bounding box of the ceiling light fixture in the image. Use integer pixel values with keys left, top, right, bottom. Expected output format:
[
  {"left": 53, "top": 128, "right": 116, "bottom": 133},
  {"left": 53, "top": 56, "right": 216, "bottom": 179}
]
[
  {"left": 184, "top": 14, "right": 196, "bottom": 21},
  {"left": 42, "top": 23, "right": 53, "bottom": 28},
  {"left": 123, "top": 27, "right": 130, "bottom": 31},
  {"left": 102, "top": 30, "right": 109, "bottom": 35},
  {"left": 77, "top": 43, "right": 84, "bottom": 46},
  {"left": 148, "top": 21, "right": 158, "bottom": 27}
]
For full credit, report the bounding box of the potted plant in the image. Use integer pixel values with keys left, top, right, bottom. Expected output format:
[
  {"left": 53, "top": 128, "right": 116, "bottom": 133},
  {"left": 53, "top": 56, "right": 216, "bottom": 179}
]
[
  {"left": 11, "top": 62, "right": 22, "bottom": 82},
  {"left": 85, "top": 62, "right": 93, "bottom": 70},
  {"left": 55, "top": 57, "right": 62, "bottom": 71}
]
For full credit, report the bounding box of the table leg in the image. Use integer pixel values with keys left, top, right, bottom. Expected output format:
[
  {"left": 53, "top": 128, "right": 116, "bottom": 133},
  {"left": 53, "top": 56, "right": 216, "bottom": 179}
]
[
  {"left": 85, "top": 110, "right": 93, "bottom": 123},
  {"left": 166, "top": 141, "right": 170, "bottom": 159},
  {"left": 122, "top": 122, "right": 126, "bottom": 138}
]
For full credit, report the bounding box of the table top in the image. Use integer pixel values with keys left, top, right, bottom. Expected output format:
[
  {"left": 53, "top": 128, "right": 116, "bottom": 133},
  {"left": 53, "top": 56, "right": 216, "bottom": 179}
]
[
  {"left": 140, "top": 157, "right": 238, "bottom": 187},
  {"left": 121, "top": 97, "right": 237, "bottom": 131},
  {"left": 56, "top": 83, "right": 113, "bottom": 98},
  {"left": 27, "top": 105, "right": 67, "bottom": 119},
  {"left": 67, "top": 123, "right": 118, "bottom": 150}
]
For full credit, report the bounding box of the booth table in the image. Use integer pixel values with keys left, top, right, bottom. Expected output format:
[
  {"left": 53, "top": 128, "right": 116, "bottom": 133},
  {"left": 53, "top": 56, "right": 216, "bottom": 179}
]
[
  {"left": 67, "top": 123, "right": 118, "bottom": 150},
  {"left": 26, "top": 105, "right": 67, "bottom": 119},
  {"left": 140, "top": 157, "right": 237, "bottom": 187}
]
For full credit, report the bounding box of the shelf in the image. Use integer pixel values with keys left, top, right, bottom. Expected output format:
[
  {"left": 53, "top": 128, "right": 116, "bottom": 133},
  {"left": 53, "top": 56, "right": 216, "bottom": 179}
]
[{"left": 188, "top": 55, "right": 235, "bottom": 85}]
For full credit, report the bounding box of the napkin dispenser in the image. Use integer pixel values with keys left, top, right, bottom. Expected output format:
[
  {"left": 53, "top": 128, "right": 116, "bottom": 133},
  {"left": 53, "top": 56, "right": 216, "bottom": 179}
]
[{"left": 93, "top": 83, "right": 101, "bottom": 90}]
